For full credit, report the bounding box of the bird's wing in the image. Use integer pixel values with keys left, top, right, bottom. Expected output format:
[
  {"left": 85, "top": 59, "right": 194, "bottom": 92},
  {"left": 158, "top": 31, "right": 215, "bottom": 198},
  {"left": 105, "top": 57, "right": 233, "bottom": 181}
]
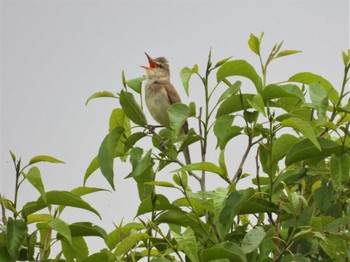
[{"left": 164, "top": 82, "right": 182, "bottom": 104}]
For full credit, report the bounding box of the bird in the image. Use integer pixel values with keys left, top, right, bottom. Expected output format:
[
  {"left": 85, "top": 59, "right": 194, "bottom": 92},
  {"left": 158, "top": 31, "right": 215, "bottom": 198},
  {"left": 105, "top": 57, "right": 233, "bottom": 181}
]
[{"left": 141, "top": 52, "right": 191, "bottom": 165}]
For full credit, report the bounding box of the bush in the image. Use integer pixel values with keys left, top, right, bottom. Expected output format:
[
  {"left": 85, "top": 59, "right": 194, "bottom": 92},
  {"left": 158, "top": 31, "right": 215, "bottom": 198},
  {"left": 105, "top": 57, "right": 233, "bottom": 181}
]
[{"left": 1, "top": 33, "right": 350, "bottom": 262}]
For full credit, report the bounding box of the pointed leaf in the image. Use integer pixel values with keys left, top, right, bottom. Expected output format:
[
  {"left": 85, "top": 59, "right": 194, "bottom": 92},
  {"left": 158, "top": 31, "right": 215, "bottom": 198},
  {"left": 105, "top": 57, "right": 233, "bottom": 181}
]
[
  {"left": 173, "top": 162, "right": 226, "bottom": 178},
  {"left": 217, "top": 94, "right": 255, "bottom": 118},
  {"left": 126, "top": 76, "right": 146, "bottom": 93},
  {"left": 49, "top": 218, "right": 72, "bottom": 245},
  {"left": 330, "top": 154, "right": 350, "bottom": 190},
  {"left": 25, "top": 167, "right": 46, "bottom": 201},
  {"left": 200, "top": 242, "right": 246, "bottom": 262},
  {"left": 168, "top": 103, "right": 190, "bottom": 135},
  {"left": 217, "top": 60, "right": 263, "bottom": 92},
  {"left": 172, "top": 228, "right": 199, "bottom": 262},
  {"left": 144, "top": 181, "right": 175, "bottom": 188},
  {"left": 289, "top": 72, "right": 339, "bottom": 105},
  {"left": 272, "top": 134, "right": 299, "bottom": 163},
  {"left": 282, "top": 117, "right": 320, "bottom": 150},
  {"left": 214, "top": 115, "right": 242, "bottom": 150},
  {"left": 241, "top": 227, "right": 266, "bottom": 254},
  {"left": 61, "top": 237, "right": 88, "bottom": 262},
  {"left": 119, "top": 90, "right": 147, "bottom": 126},
  {"left": 85, "top": 91, "right": 116, "bottom": 105},
  {"left": 28, "top": 155, "right": 65, "bottom": 165},
  {"left": 218, "top": 81, "right": 242, "bottom": 103},
  {"left": 180, "top": 65, "right": 198, "bottom": 96},
  {"left": 114, "top": 233, "right": 149, "bottom": 256},
  {"left": 6, "top": 218, "right": 28, "bottom": 261},
  {"left": 275, "top": 50, "right": 301, "bottom": 58},
  {"left": 214, "top": 56, "right": 233, "bottom": 69},
  {"left": 285, "top": 137, "right": 344, "bottom": 165},
  {"left": 248, "top": 33, "right": 260, "bottom": 55},
  {"left": 248, "top": 93, "right": 266, "bottom": 117},
  {"left": 84, "top": 156, "right": 99, "bottom": 185}
]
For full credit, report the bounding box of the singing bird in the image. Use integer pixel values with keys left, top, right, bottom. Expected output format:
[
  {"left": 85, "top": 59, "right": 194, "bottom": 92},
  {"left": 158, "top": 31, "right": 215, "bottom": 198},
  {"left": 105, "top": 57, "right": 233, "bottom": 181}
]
[{"left": 141, "top": 52, "right": 191, "bottom": 164}]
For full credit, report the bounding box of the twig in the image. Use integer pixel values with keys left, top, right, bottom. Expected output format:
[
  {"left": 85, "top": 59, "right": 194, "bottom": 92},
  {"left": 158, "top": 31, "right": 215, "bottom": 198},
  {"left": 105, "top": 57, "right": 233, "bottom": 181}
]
[
  {"left": 0, "top": 194, "right": 7, "bottom": 225},
  {"left": 175, "top": 159, "right": 201, "bottom": 182}
]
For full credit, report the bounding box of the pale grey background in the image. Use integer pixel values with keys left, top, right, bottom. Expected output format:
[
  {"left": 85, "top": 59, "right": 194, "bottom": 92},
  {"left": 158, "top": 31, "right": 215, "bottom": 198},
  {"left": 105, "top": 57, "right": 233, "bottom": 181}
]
[{"left": 1, "top": 0, "right": 349, "bottom": 254}]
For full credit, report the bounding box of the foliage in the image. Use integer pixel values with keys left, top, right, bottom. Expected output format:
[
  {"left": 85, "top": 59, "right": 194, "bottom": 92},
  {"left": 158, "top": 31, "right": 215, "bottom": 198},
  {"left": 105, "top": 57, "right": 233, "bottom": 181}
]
[{"left": 1, "top": 34, "right": 350, "bottom": 261}]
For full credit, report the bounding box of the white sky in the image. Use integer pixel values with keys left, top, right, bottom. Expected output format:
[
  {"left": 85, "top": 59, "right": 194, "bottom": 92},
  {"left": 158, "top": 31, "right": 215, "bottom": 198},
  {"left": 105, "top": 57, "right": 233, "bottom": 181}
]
[{"left": 1, "top": 0, "right": 349, "bottom": 254}]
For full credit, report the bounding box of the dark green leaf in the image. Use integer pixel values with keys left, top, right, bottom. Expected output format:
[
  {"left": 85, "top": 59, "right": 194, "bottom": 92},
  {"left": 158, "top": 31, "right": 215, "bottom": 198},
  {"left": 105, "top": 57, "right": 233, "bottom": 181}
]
[
  {"left": 126, "top": 76, "right": 146, "bottom": 93},
  {"left": 241, "top": 227, "right": 266, "bottom": 254},
  {"left": 313, "top": 180, "right": 333, "bottom": 213},
  {"left": 67, "top": 222, "right": 107, "bottom": 239},
  {"left": 285, "top": 138, "right": 344, "bottom": 165},
  {"left": 85, "top": 91, "right": 116, "bottom": 105},
  {"left": 200, "top": 242, "right": 246, "bottom": 262},
  {"left": 272, "top": 134, "right": 299, "bottom": 163},
  {"left": 82, "top": 252, "right": 109, "bottom": 262},
  {"left": 98, "top": 127, "right": 125, "bottom": 189},
  {"left": 289, "top": 72, "right": 339, "bottom": 105},
  {"left": 217, "top": 60, "right": 263, "bottom": 92},
  {"left": 330, "top": 154, "right": 350, "bottom": 190},
  {"left": 137, "top": 194, "right": 180, "bottom": 216},
  {"left": 6, "top": 218, "right": 28, "bottom": 261},
  {"left": 173, "top": 162, "right": 228, "bottom": 182},
  {"left": 119, "top": 90, "right": 147, "bottom": 126}
]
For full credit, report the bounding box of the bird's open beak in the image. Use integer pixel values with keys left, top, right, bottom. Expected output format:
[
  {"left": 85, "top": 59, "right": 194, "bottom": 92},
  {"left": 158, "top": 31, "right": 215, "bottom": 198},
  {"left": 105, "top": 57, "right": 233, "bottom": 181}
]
[{"left": 141, "top": 52, "right": 157, "bottom": 70}]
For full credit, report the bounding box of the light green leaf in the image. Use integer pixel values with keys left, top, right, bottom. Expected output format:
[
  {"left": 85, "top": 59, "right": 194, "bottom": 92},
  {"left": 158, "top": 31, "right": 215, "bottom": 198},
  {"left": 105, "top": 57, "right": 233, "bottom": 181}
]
[
  {"left": 173, "top": 162, "right": 225, "bottom": 177},
  {"left": 28, "top": 155, "right": 65, "bottom": 165},
  {"left": 261, "top": 84, "right": 305, "bottom": 101},
  {"left": 276, "top": 50, "right": 301, "bottom": 58},
  {"left": 114, "top": 233, "right": 149, "bottom": 256},
  {"left": 341, "top": 50, "right": 349, "bottom": 66},
  {"left": 71, "top": 187, "right": 109, "bottom": 197},
  {"left": 126, "top": 149, "right": 153, "bottom": 178},
  {"left": 285, "top": 137, "right": 344, "bottom": 166},
  {"left": 49, "top": 218, "right": 72, "bottom": 245},
  {"left": 25, "top": 167, "right": 46, "bottom": 202},
  {"left": 62, "top": 237, "right": 88, "bottom": 262},
  {"left": 218, "top": 81, "right": 242, "bottom": 103},
  {"left": 330, "top": 154, "right": 350, "bottom": 190},
  {"left": 241, "top": 227, "right": 266, "bottom": 254},
  {"left": 119, "top": 90, "right": 147, "bottom": 126},
  {"left": 172, "top": 228, "right": 199, "bottom": 262},
  {"left": 216, "top": 94, "right": 255, "bottom": 118},
  {"left": 168, "top": 103, "right": 190, "bottom": 135},
  {"left": 109, "top": 108, "right": 130, "bottom": 132},
  {"left": 85, "top": 91, "right": 116, "bottom": 105},
  {"left": 83, "top": 156, "right": 99, "bottom": 185},
  {"left": 248, "top": 33, "right": 260, "bottom": 55},
  {"left": 214, "top": 115, "right": 242, "bottom": 150},
  {"left": 289, "top": 72, "right": 339, "bottom": 105},
  {"left": 248, "top": 93, "right": 266, "bottom": 117},
  {"left": 180, "top": 65, "right": 198, "bottom": 96},
  {"left": 144, "top": 181, "right": 175, "bottom": 188},
  {"left": 98, "top": 127, "right": 125, "bottom": 189},
  {"left": 26, "top": 214, "right": 54, "bottom": 224},
  {"left": 82, "top": 252, "right": 109, "bottom": 262},
  {"left": 6, "top": 218, "right": 28, "bottom": 261},
  {"left": 214, "top": 56, "right": 234, "bottom": 69},
  {"left": 309, "top": 83, "right": 329, "bottom": 119},
  {"left": 105, "top": 222, "right": 145, "bottom": 250},
  {"left": 126, "top": 76, "right": 146, "bottom": 93},
  {"left": 200, "top": 242, "right": 246, "bottom": 262},
  {"left": 217, "top": 60, "right": 263, "bottom": 92},
  {"left": 282, "top": 117, "right": 320, "bottom": 150}
]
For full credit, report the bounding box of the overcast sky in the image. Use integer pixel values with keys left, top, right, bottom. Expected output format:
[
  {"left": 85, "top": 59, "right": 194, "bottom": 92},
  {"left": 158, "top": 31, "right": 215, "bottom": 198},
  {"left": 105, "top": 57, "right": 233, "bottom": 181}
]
[{"left": 1, "top": 0, "right": 349, "bottom": 254}]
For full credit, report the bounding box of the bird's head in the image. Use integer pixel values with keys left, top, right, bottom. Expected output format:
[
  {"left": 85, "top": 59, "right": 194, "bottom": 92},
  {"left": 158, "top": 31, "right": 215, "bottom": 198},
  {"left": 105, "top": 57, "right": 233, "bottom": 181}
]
[{"left": 141, "top": 52, "right": 170, "bottom": 80}]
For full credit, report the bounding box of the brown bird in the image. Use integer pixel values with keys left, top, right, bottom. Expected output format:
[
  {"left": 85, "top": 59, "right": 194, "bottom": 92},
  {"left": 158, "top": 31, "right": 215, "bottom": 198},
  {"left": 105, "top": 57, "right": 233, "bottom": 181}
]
[{"left": 141, "top": 52, "right": 191, "bottom": 165}]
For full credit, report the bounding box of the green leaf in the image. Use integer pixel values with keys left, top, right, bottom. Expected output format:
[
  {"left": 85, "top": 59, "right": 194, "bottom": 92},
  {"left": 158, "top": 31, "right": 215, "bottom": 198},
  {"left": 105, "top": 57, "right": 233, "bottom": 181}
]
[
  {"left": 62, "top": 237, "right": 88, "bottom": 262},
  {"left": 330, "top": 154, "right": 350, "bottom": 190},
  {"left": 168, "top": 103, "right": 190, "bottom": 135},
  {"left": 114, "top": 233, "right": 149, "bottom": 256},
  {"left": 6, "top": 218, "right": 28, "bottom": 261},
  {"left": 38, "top": 190, "right": 101, "bottom": 219},
  {"left": 137, "top": 194, "right": 180, "bottom": 216},
  {"left": 0, "top": 247, "right": 11, "bottom": 262},
  {"left": 241, "top": 227, "right": 266, "bottom": 254},
  {"left": 119, "top": 90, "right": 147, "bottom": 126},
  {"left": 275, "top": 50, "right": 301, "bottom": 58},
  {"left": 98, "top": 127, "right": 125, "bottom": 189},
  {"left": 66, "top": 222, "right": 107, "bottom": 239},
  {"left": 248, "top": 33, "right": 260, "bottom": 55},
  {"left": 109, "top": 108, "right": 130, "bottom": 132},
  {"left": 26, "top": 214, "right": 54, "bottom": 224},
  {"left": 71, "top": 186, "right": 109, "bottom": 197},
  {"left": 126, "top": 76, "right": 146, "bottom": 93},
  {"left": 173, "top": 162, "right": 228, "bottom": 182},
  {"left": 214, "top": 56, "right": 234, "bottom": 69},
  {"left": 85, "top": 91, "right": 116, "bottom": 105},
  {"left": 105, "top": 222, "right": 145, "bottom": 250},
  {"left": 341, "top": 50, "right": 349, "bottom": 66},
  {"left": 261, "top": 84, "right": 305, "bottom": 101},
  {"left": 217, "top": 94, "right": 255, "bottom": 118},
  {"left": 282, "top": 117, "right": 320, "bottom": 150},
  {"left": 9, "top": 150, "right": 16, "bottom": 162},
  {"left": 49, "top": 218, "right": 72, "bottom": 245},
  {"left": 200, "top": 242, "right": 246, "bottom": 262},
  {"left": 25, "top": 167, "right": 46, "bottom": 202},
  {"left": 28, "top": 155, "right": 65, "bottom": 165},
  {"left": 289, "top": 72, "right": 339, "bottom": 105},
  {"left": 309, "top": 83, "right": 329, "bottom": 119},
  {"left": 285, "top": 137, "right": 344, "bottom": 166},
  {"left": 144, "top": 181, "right": 175, "bottom": 188},
  {"left": 84, "top": 156, "right": 99, "bottom": 185},
  {"left": 217, "top": 60, "right": 263, "bottom": 92},
  {"left": 126, "top": 149, "right": 153, "bottom": 178},
  {"left": 214, "top": 115, "right": 242, "bottom": 150},
  {"left": 82, "top": 252, "right": 109, "bottom": 262},
  {"left": 248, "top": 93, "right": 266, "bottom": 117},
  {"left": 313, "top": 180, "right": 333, "bottom": 212},
  {"left": 272, "top": 134, "right": 299, "bottom": 163},
  {"left": 180, "top": 65, "right": 198, "bottom": 96},
  {"left": 218, "top": 81, "right": 242, "bottom": 103},
  {"left": 172, "top": 228, "right": 199, "bottom": 262}
]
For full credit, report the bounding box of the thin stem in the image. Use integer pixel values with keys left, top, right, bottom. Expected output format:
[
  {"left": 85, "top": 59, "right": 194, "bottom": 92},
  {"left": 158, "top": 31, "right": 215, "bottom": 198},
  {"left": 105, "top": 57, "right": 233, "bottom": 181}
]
[{"left": 231, "top": 137, "right": 253, "bottom": 183}]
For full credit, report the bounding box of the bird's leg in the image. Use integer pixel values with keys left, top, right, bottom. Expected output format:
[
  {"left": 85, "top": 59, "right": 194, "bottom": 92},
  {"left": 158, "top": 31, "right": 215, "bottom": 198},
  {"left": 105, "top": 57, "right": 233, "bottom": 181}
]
[{"left": 143, "top": 124, "right": 163, "bottom": 135}]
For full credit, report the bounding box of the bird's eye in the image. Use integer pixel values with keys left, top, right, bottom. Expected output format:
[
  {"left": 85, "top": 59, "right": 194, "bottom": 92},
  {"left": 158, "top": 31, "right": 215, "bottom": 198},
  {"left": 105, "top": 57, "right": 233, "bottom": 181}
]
[{"left": 157, "top": 64, "right": 163, "bottom": 68}]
